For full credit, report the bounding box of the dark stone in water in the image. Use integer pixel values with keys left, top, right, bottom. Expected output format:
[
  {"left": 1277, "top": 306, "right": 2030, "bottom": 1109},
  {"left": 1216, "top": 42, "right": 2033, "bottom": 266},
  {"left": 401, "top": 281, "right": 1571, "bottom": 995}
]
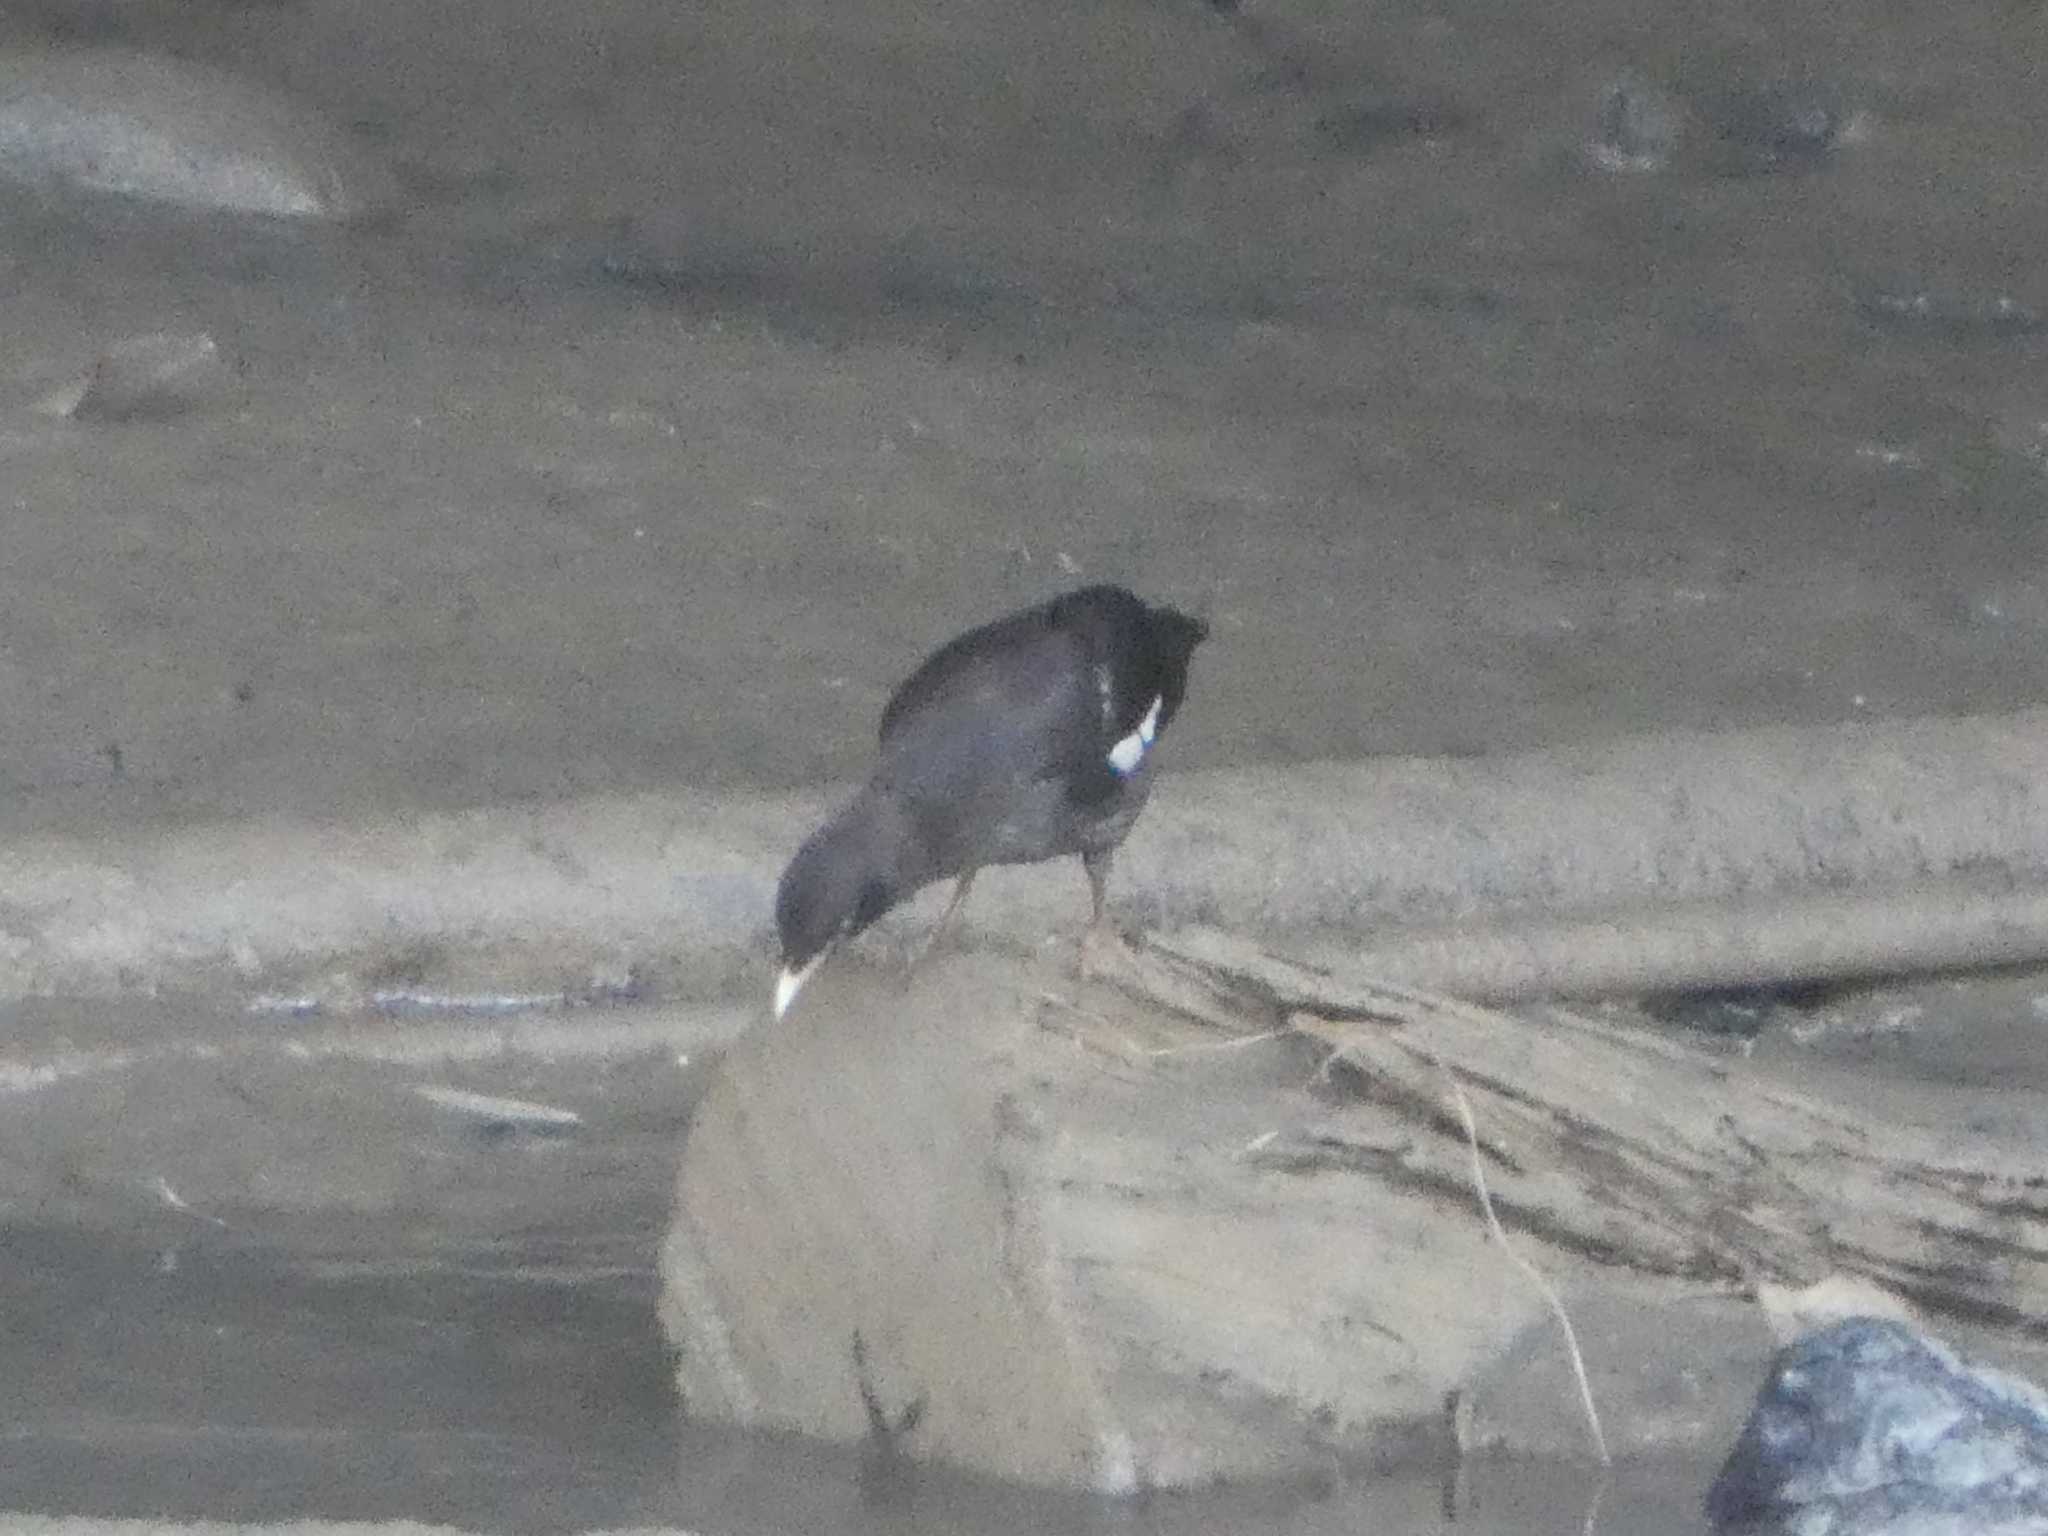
[
  {"left": 1709, "top": 85, "right": 1854, "bottom": 174},
  {"left": 1857, "top": 289, "right": 2046, "bottom": 340},
  {"left": 1641, "top": 979, "right": 1840, "bottom": 1039},
  {"left": 1707, "top": 1318, "right": 2048, "bottom": 1535},
  {"left": 1590, "top": 74, "right": 1679, "bottom": 173},
  {"left": 1311, "top": 96, "right": 1466, "bottom": 153}
]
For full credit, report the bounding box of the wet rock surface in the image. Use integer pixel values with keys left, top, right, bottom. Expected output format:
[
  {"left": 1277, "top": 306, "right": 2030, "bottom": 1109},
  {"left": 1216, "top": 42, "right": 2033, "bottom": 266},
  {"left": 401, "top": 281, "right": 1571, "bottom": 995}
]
[{"left": 1709, "top": 1319, "right": 2048, "bottom": 1536}]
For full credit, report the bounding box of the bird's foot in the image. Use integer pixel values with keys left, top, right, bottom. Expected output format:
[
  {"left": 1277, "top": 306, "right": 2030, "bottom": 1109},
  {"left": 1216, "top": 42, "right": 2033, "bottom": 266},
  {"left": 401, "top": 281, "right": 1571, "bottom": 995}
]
[
  {"left": 1078, "top": 918, "right": 1144, "bottom": 984},
  {"left": 1075, "top": 922, "right": 1248, "bottom": 1031}
]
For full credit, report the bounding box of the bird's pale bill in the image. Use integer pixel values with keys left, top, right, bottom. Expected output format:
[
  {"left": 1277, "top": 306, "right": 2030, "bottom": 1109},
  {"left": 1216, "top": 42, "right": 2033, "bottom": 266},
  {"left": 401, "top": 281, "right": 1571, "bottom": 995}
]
[{"left": 773, "top": 949, "right": 827, "bottom": 1019}]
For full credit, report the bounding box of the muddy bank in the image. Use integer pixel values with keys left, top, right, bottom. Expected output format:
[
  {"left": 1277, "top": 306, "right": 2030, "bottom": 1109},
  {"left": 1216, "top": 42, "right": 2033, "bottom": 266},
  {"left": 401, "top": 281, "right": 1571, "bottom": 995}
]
[
  {"left": 0, "top": 709, "right": 2042, "bottom": 1005},
  {"left": 2, "top": 0, "right": 2048, "bottom": 847}
]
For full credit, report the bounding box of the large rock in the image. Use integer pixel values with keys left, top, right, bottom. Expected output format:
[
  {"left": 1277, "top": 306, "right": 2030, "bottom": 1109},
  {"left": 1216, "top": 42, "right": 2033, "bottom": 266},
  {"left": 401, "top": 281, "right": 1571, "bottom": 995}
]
[
  {"left": 0, "top": 46, "right": 393, "bottom": 219},
  {"left": 659, "top": 931, "right": 2048, "bottom": 1492},
  {"left": 657, "top": 948, "right": 1547, "bottom": 1492}
]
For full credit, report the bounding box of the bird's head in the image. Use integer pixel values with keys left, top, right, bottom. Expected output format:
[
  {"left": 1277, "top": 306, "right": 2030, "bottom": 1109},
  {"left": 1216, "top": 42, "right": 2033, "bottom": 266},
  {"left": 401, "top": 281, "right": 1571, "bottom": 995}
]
[
  {"left": 1147, "top": 605, "right": 1208, "bottom": 724},
  {"left": 772, "top": 804, "right": 906, "bottom": 1018}
]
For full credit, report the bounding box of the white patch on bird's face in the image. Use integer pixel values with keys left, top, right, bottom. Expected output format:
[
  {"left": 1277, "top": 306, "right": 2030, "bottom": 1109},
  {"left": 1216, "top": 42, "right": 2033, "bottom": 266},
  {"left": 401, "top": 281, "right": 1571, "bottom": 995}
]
[{"left": 1107, "top": 694, "right": 1164, "bottom": 777}]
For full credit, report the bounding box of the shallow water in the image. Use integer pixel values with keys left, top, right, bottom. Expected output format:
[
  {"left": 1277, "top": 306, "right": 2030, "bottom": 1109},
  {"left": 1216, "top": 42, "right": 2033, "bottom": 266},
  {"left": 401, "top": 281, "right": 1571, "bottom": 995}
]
[
  {"left": 7, "top": 972, "right": 2046, "bottom": 1533},
  {"left": 0, "top": 1028, "right": 1714, "bottom": 1536}
]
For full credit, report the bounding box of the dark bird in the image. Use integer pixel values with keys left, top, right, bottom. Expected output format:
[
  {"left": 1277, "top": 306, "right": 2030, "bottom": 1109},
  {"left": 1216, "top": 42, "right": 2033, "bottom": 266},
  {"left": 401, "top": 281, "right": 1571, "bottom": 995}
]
[{"left": 773, "top": 584, "right": 1208, "bottom": 1017}]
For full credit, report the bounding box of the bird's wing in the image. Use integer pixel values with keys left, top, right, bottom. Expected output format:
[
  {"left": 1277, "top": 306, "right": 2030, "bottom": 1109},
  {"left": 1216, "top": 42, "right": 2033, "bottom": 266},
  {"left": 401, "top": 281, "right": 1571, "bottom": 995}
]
[
  {"left": 882, "top": 587, "right": 1175, "bottom": 750},
  {"left": 880, "top": 603, "right": 1060, "bottom": 746},
  {"left": 875, "top": 623, "right": 1119, "bottom": 816}
]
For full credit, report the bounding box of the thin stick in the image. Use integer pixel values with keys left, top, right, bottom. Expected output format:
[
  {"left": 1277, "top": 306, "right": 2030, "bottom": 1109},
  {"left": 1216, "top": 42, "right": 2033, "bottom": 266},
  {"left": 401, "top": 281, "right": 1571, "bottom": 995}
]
[{"left": 1435, "top": 1052, "right": 1611, "bottom": 1467}]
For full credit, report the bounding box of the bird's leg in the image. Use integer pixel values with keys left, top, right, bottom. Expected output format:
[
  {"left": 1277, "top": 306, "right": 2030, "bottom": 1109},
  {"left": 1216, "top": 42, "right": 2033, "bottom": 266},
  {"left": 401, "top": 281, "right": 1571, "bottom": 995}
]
[
  {"left": 1083, "top": 848, "right": 1114, "bottom": 934},
  {"left": 1078, "top": 849, "right": 1139, "bottom": 977},
  {"left": 909, "top": 869, "right": 977, "bottom": 971}
]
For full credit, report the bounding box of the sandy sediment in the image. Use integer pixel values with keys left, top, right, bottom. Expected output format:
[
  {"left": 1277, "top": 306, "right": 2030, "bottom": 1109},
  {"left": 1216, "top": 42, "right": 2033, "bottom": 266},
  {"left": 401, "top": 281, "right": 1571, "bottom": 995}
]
[{"left": 0, "top": 707, "right": 2042, "bottom": 1008}]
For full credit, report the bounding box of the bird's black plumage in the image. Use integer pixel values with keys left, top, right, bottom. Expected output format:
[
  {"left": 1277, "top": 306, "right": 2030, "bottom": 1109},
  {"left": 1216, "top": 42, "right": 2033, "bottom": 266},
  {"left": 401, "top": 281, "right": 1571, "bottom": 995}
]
[{"left": 774, "top": 585, "right": 1207, "bottom": 1015}]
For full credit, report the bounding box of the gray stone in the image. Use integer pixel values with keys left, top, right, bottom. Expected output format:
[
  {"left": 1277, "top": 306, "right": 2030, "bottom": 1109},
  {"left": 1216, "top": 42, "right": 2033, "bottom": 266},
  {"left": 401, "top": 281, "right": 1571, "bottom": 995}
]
[
  {"left": 0, "top": 46, "right": 392, "bottom": 219},
  {"left": 1709, "top": 1319, "right": 2048, "bottom": 1535}
]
